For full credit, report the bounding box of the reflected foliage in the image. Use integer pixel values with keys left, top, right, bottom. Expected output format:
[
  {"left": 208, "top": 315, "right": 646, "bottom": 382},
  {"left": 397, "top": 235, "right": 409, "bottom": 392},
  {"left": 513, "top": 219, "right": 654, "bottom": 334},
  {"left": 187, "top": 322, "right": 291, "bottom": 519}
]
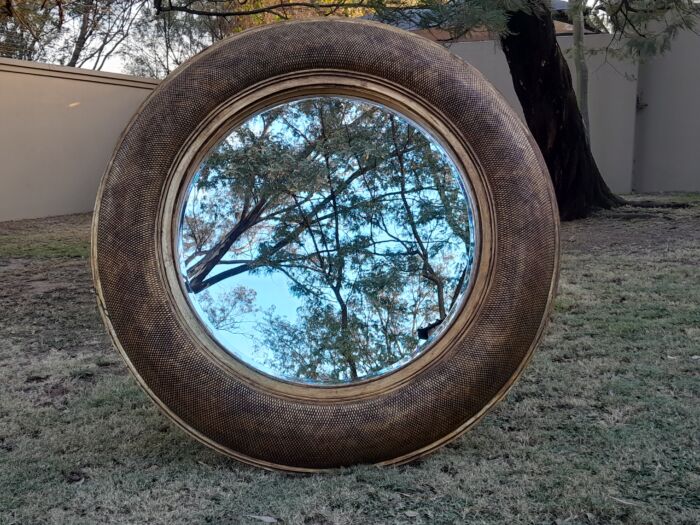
[{"left": 178, "top": 97, "right": 475, "bottom": 383}]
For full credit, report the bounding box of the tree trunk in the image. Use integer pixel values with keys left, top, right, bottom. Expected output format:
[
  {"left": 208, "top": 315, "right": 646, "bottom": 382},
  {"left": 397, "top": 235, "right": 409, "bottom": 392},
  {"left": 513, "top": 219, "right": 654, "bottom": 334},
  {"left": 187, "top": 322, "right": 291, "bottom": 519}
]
[
  {"left": 67, "top": 1, "right": 93, "bottom": 68},
  {"left": 571, "top": 0, "right": 590, "bottom": 142},
  {"left": 500, "top": 4, "right": 622, "bottom": 220}
]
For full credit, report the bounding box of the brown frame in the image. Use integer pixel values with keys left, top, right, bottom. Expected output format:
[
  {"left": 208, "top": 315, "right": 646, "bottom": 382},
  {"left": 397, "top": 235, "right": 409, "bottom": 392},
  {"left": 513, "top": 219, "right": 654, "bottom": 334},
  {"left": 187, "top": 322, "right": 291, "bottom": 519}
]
[{"left": 92, "top": 19, "right": 559, "bottom": 472}]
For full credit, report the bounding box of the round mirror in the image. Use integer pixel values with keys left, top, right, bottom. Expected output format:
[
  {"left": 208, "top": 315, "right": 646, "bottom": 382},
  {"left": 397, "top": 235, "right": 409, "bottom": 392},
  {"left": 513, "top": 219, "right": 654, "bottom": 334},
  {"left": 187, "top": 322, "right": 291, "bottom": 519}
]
[
  {"left": 93, "top": 19, "right": 559, "bottom": 471},
  {"left": 177, "top": 96, "right": 477, "bottom": 385}
]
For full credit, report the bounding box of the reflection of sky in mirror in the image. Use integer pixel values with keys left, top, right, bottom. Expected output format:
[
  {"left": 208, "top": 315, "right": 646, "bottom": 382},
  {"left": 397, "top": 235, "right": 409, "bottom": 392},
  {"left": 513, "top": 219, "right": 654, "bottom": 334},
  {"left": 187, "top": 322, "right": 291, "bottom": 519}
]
[{"left": 177, "top": 96, "right": 477, "bottom": 384}]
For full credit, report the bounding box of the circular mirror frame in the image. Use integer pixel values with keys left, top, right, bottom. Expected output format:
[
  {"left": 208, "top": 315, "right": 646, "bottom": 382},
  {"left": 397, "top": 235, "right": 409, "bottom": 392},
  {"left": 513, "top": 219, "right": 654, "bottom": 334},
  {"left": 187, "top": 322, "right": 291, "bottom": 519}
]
[
  {"left": 173, "top": 93, "right": 481, "bottom": 386},
  {"left": 169, "top": 89, "right": 484, "bottom": 391},
  {"left": 92, "top": 19, "right": 559, "bottom": 471}
]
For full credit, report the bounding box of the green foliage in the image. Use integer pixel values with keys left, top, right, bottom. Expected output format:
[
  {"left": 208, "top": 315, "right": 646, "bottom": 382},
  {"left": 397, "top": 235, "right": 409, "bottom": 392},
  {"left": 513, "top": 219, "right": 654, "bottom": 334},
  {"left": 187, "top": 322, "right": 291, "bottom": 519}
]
[
  {"left": 376, "top": 0, "right": 516, "bottom": 37},
  {"left": 1, "top": 1, "right": 148, "bottom": 69},
  {"left": 0, "top": 0, "right": 61, "bottom": 61},
  {"left": 0, "top": 236, "right": 89, "bottom": 258},
  {"left": 120, "top": 3, "right": 224, "bottom": 78},
  {"left": 585, "top": 0, "right": 699, "bottom": 61},
  {"left": 2, "top": 0, "right": 696, "bottom": 73},
  {"left": 374, "top": 0, "right": 699, "bottom": 62}
]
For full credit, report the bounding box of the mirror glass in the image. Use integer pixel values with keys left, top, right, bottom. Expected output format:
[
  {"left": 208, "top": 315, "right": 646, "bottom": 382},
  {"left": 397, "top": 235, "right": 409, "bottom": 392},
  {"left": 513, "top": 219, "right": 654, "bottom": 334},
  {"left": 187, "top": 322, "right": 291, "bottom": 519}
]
[{"left": 176, "top": 96, "right": 477, "bottom": 384}]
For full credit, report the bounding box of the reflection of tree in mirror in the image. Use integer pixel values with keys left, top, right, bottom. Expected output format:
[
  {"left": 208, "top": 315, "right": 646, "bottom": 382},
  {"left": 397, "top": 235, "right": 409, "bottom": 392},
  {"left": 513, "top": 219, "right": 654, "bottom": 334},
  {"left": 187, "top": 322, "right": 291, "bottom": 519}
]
[
  {"left": 178, "top": 96, "right": 476, "bottom": 383},
  {"left": 197, "top": 287, "right": 257, "bottom": 335}
]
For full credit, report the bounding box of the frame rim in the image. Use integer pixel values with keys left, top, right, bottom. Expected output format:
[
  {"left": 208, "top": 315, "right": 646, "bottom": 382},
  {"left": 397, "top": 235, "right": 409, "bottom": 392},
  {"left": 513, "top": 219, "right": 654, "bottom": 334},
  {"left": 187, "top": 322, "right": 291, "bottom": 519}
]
[{"left": 92, "top": 18, "right": 560, "bottom": 472}]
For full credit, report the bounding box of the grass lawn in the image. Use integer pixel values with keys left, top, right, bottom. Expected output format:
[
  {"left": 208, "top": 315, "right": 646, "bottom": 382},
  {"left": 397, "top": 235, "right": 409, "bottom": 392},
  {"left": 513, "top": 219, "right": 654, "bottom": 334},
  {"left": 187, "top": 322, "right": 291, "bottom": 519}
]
[{"left": 0, "top": 194, "right": 698, "bottom": 524}]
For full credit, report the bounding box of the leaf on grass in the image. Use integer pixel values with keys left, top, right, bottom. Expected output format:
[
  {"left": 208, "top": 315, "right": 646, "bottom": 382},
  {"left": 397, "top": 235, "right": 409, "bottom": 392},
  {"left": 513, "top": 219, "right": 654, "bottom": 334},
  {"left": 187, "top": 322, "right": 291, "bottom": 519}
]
[
  {"left": 25, "top": 374, "right": 50, "bottom": 383},
  {"left": 64, "top": 470, "right": 86, "bottom": 484},
  {"left": 609, "top": 496, "right": 643, "bottom": 507},
  {"left": 245, "top": 515, "right": 279, "bottom": 523}
]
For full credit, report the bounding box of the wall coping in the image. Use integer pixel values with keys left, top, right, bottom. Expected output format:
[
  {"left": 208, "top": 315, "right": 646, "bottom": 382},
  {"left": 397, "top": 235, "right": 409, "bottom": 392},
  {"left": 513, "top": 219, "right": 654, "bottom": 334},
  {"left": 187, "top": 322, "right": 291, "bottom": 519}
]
[{"left": 0, "top": 57, "right": 159, "bottom": 90}]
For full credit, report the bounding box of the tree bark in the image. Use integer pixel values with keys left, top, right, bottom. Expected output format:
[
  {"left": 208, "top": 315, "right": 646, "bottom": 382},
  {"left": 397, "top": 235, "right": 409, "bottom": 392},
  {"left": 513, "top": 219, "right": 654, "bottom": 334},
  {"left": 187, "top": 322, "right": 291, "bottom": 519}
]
[
  {"left": 187, "top": 198, "right": 268, "bottom": 291},
  {"left": 500, "top": 3, "right": 622, "bottom": 220},
  {"left": 67, "top": 1, "right": 93, "bottom": 67},
  {"left": 571, "top": 0, "right": 590, "bottom": 142}
]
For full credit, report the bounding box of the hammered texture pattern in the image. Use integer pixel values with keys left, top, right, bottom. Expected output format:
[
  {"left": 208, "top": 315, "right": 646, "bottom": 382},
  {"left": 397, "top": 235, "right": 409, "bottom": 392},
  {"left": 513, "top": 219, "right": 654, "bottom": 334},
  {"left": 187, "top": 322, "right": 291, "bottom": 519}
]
[{"left": 94, "top": 19, "right": 559, "bottom": 470}]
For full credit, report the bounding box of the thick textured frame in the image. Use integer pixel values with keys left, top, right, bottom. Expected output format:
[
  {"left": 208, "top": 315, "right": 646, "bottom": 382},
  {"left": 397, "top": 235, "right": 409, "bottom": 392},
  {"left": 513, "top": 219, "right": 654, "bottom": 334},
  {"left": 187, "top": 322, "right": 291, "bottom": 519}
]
[
  {"left": 92, "top": 19, "right": 559, "bottom": 472},
  {"left": 161, "top": 75, "right": 491, "bottom": 401}
]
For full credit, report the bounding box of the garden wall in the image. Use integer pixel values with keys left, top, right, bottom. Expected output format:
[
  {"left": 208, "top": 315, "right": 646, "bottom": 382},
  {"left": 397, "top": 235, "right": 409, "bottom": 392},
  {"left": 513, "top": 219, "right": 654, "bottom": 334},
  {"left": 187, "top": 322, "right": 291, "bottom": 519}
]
[
  {"left": 450, "top": 33, "right": 639, "bottom": 195},
  {"left": 633, "top": 30, "right": 700, "bottom": 192},
  {"left": 0, "top": 58, "right": 157, "bottom": 222},
  {"left": 1, "top": 30, "right": 697, "bottom": 221}
]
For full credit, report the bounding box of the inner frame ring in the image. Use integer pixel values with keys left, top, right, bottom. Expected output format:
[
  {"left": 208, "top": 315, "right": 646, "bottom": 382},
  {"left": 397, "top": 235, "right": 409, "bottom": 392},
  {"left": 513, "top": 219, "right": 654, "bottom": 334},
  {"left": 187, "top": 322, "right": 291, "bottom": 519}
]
[{"left": 159, "top": 72, "right": 496, "bottom": 402}]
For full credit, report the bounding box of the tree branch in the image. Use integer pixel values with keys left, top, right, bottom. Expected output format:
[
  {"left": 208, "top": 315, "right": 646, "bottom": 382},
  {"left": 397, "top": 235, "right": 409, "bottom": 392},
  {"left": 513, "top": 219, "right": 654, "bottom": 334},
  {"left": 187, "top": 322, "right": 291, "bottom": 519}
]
[{"left": 154, "top": 0, "right": 380, "bottom": 18}]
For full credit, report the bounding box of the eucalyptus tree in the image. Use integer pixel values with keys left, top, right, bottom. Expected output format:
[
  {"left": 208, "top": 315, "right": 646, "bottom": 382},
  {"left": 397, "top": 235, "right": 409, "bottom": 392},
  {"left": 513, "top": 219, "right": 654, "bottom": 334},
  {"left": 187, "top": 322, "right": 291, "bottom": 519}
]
[
  {"left": 1, "top": 0, "right": 146, "bottom": 69},
  {"left": 568, "top": 0, "right": 699, "bottom": 145},
  {"left": 152, "top": 0, "right": 698, "bottom": 220},
  {"left": 120, "top": 1, "right": 241, "bottom": 77},
  {"left": 0, "top": 0, "right": 57, "bottom": 60}
]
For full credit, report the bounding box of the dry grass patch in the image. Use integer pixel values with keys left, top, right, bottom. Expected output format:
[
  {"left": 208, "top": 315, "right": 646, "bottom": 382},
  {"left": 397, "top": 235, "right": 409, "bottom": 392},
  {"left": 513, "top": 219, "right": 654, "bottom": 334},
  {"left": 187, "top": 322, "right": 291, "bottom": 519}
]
[{"left": 1, "top": 195, "right": 698, "bottom": 524}]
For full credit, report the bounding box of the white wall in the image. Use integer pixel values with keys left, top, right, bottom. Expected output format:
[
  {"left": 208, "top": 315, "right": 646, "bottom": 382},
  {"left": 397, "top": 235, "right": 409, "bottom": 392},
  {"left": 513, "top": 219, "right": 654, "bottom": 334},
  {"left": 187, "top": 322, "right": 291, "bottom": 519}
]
[
  {"left": 633, "top": 30, "right": 700, "bottom": 192},
  {"left": 449, "top": 33, "right": 639, "bottom": 194},
  {"left": 0, "top": 57, "right": 157, "bottom": 222}
]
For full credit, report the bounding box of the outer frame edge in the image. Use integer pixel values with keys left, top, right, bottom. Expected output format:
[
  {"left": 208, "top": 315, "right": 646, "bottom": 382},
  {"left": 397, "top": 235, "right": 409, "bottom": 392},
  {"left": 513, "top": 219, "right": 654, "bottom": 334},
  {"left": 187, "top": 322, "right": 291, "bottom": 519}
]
[{"left": 91, "top": 18, "right": 561, "bottom": 472}]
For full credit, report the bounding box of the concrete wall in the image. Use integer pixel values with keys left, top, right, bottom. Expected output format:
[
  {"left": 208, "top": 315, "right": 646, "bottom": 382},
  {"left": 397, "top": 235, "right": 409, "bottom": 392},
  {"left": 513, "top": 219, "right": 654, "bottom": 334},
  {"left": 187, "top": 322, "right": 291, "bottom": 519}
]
[
  {"left": 450, "top": 34, "right": 639, "bottom": 194},
  {"left": 0, "top": 30, "right": 697, "bottom": 221},
  {"left": 0, "top": 57, "right": 157, "bottom": 221},
  {"left": 633, "top": 30, "right": 700, "bottom": 192}
]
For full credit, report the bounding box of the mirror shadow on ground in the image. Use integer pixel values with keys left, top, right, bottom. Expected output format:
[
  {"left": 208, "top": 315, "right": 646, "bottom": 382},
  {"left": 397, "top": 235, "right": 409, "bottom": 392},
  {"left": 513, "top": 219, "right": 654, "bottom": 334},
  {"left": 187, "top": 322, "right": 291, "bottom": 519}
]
[{"left": 0, "top": 194, "right": 698, "bottom": 524}]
